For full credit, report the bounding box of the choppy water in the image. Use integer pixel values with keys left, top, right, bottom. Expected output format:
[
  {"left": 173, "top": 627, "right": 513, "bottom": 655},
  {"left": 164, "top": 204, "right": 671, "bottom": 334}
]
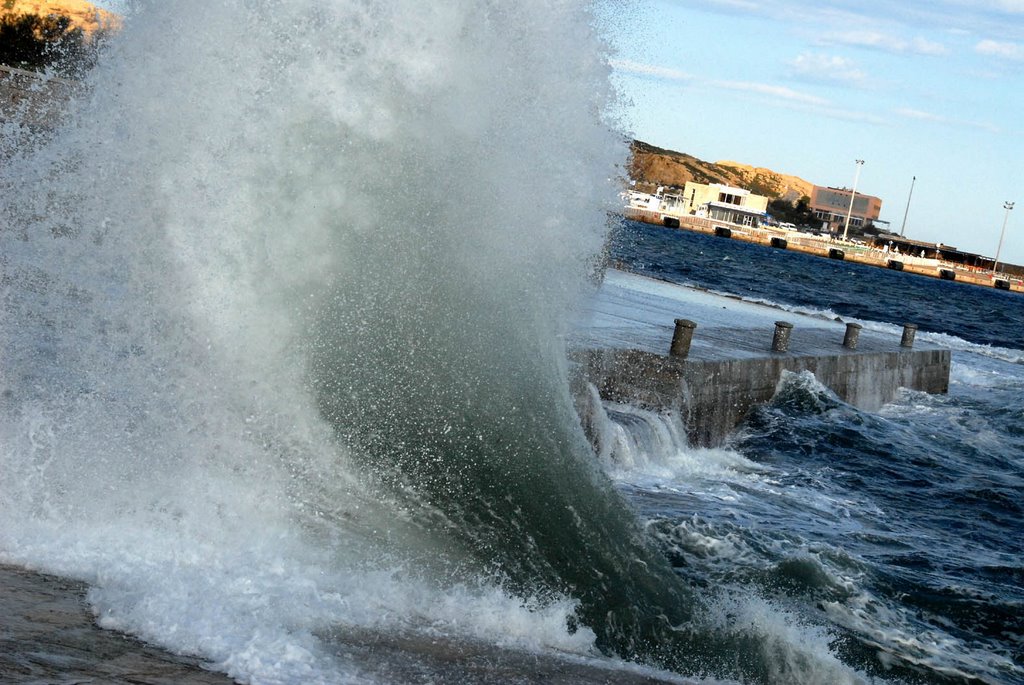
[
  {"left": 602, "top": 221, "right": 1024, "bottom": 684},
  {"left": 1, "top": 0, "right": 1020, "bottom": 682},
  {"left": 609, "top": 221, "right": 1024, "bottom": 350}
]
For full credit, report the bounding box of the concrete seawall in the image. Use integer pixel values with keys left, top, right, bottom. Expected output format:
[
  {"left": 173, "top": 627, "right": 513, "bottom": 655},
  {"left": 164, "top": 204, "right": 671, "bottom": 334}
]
[
  {"left": 573, "top": 270, "right": 951, "bottom": 447},
  {"left": 623, "top": 208, "right": 1024, "bottom": 294},
  {"left": 577, "top": 330, "right": 949, "bottom": 447}
]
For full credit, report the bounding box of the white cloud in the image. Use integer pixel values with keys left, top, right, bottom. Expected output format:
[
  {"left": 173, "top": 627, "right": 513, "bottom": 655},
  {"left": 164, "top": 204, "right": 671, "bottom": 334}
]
[
  {"left": 609, "top": 59, "right": 693, "bottom": 82},
  {"left": 613, "top": 55, "right": 837, "bottom": 108},
  {"left": 707, "top": 79, "right": 831, "bottom": 106},
  {"left": 909, "top": 37, "right": 950, "bottom": 56},
  {"left": 704, "top": 79, "right": 891, "bottom": 126},
  {"left": 617, "top": 56, "right": 894, "bottom": 127},
  {"left": 820, "top": 30, "right": 950, "bottom": 56},
  {"left": 895, "top": 107, "right": 1000, "bottom": 133},
  {"left": 896, "top": 107, "right": 949, "bottom": 123},
  {"left": 965, "top": 0, "right": 1024, "bottom": 14},
  {"left": 824, "top": 30, "right": 895, "bottom": 50},
  {"left": 702, "top": 0, "right": 762, "bottom": 10},
  {"left": 975, "top": 39, "right": 1024, "bottom": 61},
  {"left": 668, "top": 0, "right": 1024, "bottom": 40},
  {"left": 813, "top": 107, "right": 889, "bottom": 126},
  {"left": 613, "top": 58, "right": 830, "bottom": 107},
  {"left": 789, "top": 52, "right": 868, "bottom": 85}
]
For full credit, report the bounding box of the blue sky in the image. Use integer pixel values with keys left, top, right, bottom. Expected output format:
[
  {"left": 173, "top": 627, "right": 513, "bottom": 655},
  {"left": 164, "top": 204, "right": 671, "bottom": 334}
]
[
  {"left": 606, "top": 0, "right": 1024, "bottom": 264},
  {"left": 89, "top": 1, "right": 1022, "bottom": 264}
]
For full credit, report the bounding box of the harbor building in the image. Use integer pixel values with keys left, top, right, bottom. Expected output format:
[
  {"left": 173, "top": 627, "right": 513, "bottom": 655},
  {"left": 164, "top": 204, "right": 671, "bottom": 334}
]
[
  {"left": 682, "top": 182, "right": 769, "bottom": 227},
  {"left": 625, "top": 181, "right": 771, "bottom": 228},
  {"left": 810, "top": 185, "right": 882, "bottom": 233}
]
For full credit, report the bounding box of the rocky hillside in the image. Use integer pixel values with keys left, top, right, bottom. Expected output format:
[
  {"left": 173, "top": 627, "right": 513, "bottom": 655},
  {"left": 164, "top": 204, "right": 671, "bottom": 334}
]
[
  {"left": 2, "top": 0, "right": 121, "bottom": 35},
  {"left": 628, "top": 140, "right": 813, "bottom": 202}
]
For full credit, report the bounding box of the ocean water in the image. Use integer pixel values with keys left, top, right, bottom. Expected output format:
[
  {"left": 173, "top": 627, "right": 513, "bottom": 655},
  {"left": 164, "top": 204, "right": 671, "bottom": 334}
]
[
  {"left": 1, "top": 1, "right": 1020, "bottom": 683},
  {"left": 608, "top": 222, "right": 1024, "bottom": 351},
  {"left": 604, "top": 221, "right": 1024, "bottom": 684}
]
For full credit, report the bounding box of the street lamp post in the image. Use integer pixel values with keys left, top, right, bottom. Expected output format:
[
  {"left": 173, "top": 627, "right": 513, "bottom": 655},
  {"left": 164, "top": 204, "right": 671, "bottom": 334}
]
[
  {"left": 842, "top": 159, "right": 865, "bottom": 242},
  {"left": 900, "top": 175, "right": 916, "bottom": 237},
  {"left": 992, "top": 201, "right": 1015, "bottom": 278}
]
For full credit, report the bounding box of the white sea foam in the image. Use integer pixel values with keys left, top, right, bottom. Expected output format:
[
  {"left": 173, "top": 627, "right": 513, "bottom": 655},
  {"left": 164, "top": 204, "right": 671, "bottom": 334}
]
[
  {"left": 586, "top": 389, "right": 892, "bottom": 684},
  {"left": 2, "top": 518, "right": 598, "bottom": 684},
  {"left": 0, "top": 0, "right": 627, "bottom": 682},
  {"left": 701, "top": 593, "right": 873, "bottom": 685},
  {"left": 819, "top": 590, "right": 1022, "bottom": 684}
]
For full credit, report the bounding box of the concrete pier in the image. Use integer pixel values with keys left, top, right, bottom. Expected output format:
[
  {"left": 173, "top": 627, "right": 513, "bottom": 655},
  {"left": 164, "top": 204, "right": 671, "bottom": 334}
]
[
  {"left": 573, "top": 270, "right": 950, "bottom": 447},
  {"left": 622, "top": 209, "right": 1024, "bottom": 294}
]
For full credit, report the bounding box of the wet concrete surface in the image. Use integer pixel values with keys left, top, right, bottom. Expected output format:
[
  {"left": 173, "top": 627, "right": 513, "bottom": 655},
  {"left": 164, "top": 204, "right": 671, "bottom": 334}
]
[
  {"left": 573, "top": 269, "right": 950, "bottom": 446},
  {"left": 1, "top": 564, "right": 698, "bottom": 685},
  {"left": 0, "top": 563, "right": 236, "bottom": 685},
  {"left": 317, "top": 628, "right": 698, "bottom": 685}
]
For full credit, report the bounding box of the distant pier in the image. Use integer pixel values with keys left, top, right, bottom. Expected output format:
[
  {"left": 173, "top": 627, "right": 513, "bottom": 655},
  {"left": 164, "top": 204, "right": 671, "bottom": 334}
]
[
  {"left": 573, "top": 270, "right": 951, "bottom": 447},
  {"left": 623, "top": 208, "right": 1024, "bottom": 294}
]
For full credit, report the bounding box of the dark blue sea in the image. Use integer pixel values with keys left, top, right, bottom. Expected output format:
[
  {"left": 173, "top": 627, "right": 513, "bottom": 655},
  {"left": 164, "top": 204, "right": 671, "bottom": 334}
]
[{"left": 600, "top": 220, "right": 1024, "bottom": 684}]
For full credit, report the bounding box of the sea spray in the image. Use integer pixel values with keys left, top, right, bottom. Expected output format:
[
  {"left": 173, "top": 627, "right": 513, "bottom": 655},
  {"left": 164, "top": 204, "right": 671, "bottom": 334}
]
[{"left": 0, "top": 0, "right": 710, "bottom": 681}]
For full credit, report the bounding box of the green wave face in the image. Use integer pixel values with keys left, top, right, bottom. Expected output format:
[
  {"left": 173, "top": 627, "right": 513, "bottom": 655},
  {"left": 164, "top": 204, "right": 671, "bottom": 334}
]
[{"left": 308, "top": 252, "right": 697, "bottom": 661}]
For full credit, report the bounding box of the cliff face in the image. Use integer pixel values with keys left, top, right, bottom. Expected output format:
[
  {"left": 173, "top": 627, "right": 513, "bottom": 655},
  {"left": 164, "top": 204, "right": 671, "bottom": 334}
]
[
  {"left": 628, "top": 140, "right": 813, "bottom": 202},
  {"left": 2, "top": 0, "right": 121, "bottom": 35}
]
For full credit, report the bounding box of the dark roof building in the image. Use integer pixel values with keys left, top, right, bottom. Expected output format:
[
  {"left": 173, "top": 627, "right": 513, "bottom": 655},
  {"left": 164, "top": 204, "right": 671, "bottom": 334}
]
[{"left": 872, "top": 234, "right": 1024, "bottom": 278}]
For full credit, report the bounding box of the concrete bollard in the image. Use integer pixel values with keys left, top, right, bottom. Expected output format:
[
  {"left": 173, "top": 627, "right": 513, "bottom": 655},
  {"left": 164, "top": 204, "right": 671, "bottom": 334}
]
[
  {"left": 901, "top": 323, "right": 918, "bottom": 348},
  {"left": 843, "top": 322, "right": 863, "bottom": 349},
  {"left": 670, "top": 318, "right": 697, "bottom": 358},
  {"left": 772, "top": 321, "right": 794, "bottom": 353}
]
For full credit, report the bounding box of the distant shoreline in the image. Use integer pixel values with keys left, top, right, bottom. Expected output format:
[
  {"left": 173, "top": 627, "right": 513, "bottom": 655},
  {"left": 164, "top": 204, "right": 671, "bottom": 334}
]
[{"left": 622, "top": 209, "right": 1024, "bottom": 295}]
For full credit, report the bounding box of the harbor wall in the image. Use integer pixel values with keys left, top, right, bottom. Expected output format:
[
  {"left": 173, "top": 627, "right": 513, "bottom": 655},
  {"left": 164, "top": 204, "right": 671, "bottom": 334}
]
[
  {"left": 622, "top": 208, "right": 1024, "bottom": 294},
  {"left": 577, "top": 331, "right": 950, "bottom": 447}
]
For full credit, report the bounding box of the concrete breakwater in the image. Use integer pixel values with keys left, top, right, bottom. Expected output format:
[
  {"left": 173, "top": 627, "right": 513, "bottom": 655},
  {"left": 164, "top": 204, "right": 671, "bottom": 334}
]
[
  {"left": 624, "top": 208, "right": 1024, "bottom": 294},
  {"left": 577, "top": 327, "right": 949, "bottom": 447},
  {"left": 573, "top": 270, "right": 951, "bottom": 447}
]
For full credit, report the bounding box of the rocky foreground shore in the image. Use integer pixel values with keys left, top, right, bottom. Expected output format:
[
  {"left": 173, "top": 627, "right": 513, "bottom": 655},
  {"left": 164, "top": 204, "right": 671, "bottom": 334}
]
[{"left": 0, "top": 563, "right": 235, "bottom": 684}]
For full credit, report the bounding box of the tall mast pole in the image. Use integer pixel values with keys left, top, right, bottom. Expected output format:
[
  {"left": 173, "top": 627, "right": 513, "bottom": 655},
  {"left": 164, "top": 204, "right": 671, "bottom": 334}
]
[
  {"left": 900, "top": 175, "right": 916, "bottom": 237},
  {"left": 842, "top": 159, "right": 864, "bottom": 241},
  {"left": 992, "top": 201, "right": 1015, "bottom": 277}
]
